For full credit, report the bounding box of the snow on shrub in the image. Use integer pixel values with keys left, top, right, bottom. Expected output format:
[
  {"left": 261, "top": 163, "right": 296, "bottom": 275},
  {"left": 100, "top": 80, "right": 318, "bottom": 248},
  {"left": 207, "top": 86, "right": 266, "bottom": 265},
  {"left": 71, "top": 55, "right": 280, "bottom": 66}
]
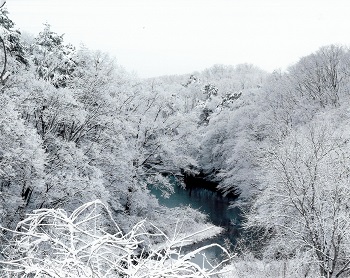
[{"left": 0, "top": 200, "right": 231, "bottom": 277}]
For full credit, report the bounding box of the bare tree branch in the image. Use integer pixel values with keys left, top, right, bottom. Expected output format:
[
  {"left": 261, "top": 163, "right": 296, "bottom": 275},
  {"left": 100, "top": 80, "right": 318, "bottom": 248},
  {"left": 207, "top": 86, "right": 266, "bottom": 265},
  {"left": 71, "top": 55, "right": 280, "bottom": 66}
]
[
  {"left": 0, "top": 1, "right": 6, "bottom": 9},
  {"left": 0, "top": 1, "right": 7, "bottom": 86},
  {"left": 0, "top": 35, "right": 7, "bottom": 85}
]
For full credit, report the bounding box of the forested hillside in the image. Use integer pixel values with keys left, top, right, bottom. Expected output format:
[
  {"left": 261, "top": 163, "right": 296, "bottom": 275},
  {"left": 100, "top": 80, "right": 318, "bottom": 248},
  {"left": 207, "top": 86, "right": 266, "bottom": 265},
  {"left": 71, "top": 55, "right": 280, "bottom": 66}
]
[
  {"left": 203, "top": 45, "right": 350, "bottom": 278},
  {"left": 1, "top": 4, "right": 350, "bottom": 277}
]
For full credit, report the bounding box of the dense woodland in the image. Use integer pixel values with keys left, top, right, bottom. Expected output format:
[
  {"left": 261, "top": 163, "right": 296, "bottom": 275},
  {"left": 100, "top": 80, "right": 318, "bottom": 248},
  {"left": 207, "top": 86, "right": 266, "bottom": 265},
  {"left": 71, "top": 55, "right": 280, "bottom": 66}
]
[{"left": 1, "top": 4, "right": 350, "bottom": 278}]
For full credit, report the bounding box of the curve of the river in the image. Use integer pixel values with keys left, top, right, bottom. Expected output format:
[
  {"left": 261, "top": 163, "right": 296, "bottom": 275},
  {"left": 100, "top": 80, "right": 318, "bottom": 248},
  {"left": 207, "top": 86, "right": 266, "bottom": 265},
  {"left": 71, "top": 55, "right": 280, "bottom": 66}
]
[{"left": 150, "top": 181, "right": 243, "bottom": 268}]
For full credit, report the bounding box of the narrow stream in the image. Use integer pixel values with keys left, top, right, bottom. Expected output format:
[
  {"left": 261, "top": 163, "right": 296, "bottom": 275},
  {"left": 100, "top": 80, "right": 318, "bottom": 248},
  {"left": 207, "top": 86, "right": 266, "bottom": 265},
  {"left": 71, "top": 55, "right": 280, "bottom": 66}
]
[{"left": 150, "top": 181, "right": 243, "bottom": 268}]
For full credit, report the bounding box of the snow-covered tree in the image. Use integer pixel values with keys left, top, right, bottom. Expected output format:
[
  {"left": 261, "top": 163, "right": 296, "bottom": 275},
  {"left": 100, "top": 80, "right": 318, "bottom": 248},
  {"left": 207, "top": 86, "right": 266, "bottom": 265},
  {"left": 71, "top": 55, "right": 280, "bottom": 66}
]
[
  {"left": 0, "top": 94, "right": 45, "bottom": 228},
  {"left": 247, "top": 120, "right": 350, "bottom": 277},
  {"left": 0, "top": 4, "right": 26, "bottom": 65},
  {"left": 30, "top": 24, "right": 76, "bottom": 88},
  {"left": 289, "top": 45, "right": 350, "bottom": 108}
]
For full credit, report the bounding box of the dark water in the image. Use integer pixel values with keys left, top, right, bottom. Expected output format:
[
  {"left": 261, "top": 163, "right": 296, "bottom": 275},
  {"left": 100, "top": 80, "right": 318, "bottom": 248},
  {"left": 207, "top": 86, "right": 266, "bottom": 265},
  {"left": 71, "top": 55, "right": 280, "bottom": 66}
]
[{"left": 150, "top": 183, "right": 243, "bottom": 268}]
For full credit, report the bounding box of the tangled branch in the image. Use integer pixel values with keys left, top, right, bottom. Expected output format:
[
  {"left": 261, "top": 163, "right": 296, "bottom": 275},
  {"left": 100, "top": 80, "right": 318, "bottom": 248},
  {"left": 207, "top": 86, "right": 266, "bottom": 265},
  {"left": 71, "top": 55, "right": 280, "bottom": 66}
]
[{"left": 0, "top": 200, "right": 232, "bottom": 277}]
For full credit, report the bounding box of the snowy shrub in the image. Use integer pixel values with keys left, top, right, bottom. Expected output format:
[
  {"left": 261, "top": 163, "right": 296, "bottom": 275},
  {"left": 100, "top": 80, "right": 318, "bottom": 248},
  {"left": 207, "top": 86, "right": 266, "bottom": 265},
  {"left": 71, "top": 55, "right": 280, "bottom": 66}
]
[{"left": 0, "top": 200, "right": 231, "bottom": 277}]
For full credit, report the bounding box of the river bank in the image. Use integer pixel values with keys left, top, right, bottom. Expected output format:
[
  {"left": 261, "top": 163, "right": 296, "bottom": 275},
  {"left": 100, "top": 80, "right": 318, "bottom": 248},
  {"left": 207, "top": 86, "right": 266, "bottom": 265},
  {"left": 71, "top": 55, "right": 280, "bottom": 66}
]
[{"left": 150, "top": 177, "right": 243, "bottom": 268}]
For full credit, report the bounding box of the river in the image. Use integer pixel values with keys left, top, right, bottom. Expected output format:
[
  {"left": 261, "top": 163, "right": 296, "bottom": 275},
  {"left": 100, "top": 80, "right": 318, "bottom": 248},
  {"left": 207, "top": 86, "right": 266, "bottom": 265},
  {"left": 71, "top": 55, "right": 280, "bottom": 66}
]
[{"left": 150, "top": 180, "right": 243, "bottom": 268}]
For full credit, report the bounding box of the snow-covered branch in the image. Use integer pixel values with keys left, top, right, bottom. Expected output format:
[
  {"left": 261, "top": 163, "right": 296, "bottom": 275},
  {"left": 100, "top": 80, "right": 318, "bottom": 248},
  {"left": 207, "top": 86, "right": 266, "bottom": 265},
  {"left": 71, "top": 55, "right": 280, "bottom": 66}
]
[{"left": 0, "top": 200, "right": 232, "bottom": 277}]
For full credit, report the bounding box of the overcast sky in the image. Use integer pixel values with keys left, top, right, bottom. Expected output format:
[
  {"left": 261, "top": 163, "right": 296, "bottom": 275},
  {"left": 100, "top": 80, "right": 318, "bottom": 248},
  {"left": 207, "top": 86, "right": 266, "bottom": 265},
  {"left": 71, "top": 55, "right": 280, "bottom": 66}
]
[{"left": 5, "top": 0, "right": 350, "bottom": 78}]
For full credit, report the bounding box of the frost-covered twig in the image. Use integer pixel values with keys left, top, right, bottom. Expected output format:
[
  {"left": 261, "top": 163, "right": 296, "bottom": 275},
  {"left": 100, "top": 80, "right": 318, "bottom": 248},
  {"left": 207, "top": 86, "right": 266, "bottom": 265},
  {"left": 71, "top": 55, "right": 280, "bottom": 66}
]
[{"left": 0, "top": 200, "right": 233, "bottom": 277}]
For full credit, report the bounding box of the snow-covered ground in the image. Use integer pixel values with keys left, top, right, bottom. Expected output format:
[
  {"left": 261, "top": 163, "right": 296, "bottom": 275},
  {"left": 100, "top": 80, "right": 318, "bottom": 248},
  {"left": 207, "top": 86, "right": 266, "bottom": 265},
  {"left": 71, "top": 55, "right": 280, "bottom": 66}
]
[{"left": 169, "top": 224, "right": 224, "bottom": 248}]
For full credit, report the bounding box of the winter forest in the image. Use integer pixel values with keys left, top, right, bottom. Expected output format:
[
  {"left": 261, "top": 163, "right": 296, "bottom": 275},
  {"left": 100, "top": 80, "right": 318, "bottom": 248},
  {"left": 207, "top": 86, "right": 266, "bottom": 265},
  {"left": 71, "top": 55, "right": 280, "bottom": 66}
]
[{"left": 1, "top": 2, "right": 350, "bottom": 277}]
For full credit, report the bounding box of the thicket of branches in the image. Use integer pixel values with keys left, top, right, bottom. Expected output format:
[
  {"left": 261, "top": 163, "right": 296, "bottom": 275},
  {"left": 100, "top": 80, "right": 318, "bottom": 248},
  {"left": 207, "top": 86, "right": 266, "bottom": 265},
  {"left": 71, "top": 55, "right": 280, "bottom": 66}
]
[{"left": 0, "top": 200, "right": 231, "bottom": 277}]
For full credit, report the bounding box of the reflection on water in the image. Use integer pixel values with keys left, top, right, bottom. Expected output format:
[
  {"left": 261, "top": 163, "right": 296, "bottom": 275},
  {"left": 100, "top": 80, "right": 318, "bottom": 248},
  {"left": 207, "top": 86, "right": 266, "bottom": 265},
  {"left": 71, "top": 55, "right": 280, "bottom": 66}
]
[{"left": 150, "top": 183, "right": 243, "bottom": 268}]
